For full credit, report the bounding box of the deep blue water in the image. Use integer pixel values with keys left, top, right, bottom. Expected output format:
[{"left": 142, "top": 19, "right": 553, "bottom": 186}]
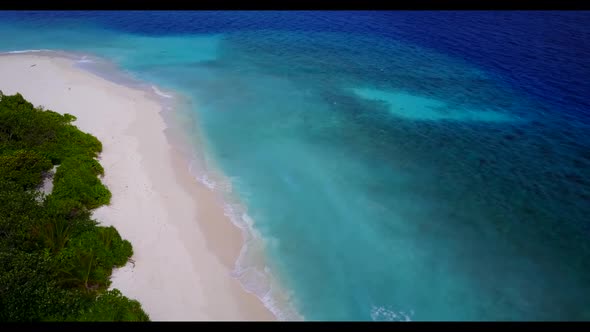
[{"left": 0, "top": 11, "right": 589, "bottom": 321}]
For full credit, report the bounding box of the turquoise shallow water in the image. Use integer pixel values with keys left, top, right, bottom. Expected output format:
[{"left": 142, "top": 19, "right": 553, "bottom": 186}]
[{"left": 1, "top": 11, "right": 589, "bottom": 321}]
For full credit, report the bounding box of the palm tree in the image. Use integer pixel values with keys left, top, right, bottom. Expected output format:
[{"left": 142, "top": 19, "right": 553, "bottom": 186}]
[
  {"left": 56, "top": 250, "right": 103, "bottom": 293},
  {"left": 32, "top": 218, "right": 72, "bottom": 254}
]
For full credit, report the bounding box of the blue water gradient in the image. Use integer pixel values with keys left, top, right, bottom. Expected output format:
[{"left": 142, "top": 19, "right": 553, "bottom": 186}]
[{"left": 0, "top": 11, "right": 589, "bottom": 321}]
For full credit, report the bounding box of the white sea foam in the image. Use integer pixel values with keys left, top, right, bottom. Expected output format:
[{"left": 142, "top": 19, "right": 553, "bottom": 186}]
[
  {"left": 189, "top": 159, "right": 235, "bottom": 192},
  {"left": 2, "top": 49, "right": 49, "bottom": 54},
  {"left": 199, "top": 175, "right": 216, "bottom": 189},
  {"left": 224, "top": 201, "right": 304, "bottom": 321},
  {"left": 76, "top": 55, "right": 94, "bottom": 64},
  {"left": 176, "top": 96, "right": 304, "bottom": 321},
  {"left": 198, "top": 174, "right": 217, "bottom": 190},
  {"left": 260, "top": 288, "right": 304, "bottom": 321},
  {"left": 151, "top": 85, "right": 174, "bottom": 99},
  {"left": 370, "top": 305, "right": 414, "bottom": 321}
]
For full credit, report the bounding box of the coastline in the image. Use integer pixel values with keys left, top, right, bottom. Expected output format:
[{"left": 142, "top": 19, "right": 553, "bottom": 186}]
[{"left": 0, "top": 53, "right": 275, "bottom": 321}]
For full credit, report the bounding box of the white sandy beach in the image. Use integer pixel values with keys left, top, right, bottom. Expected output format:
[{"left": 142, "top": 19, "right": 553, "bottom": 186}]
[{"left": 0, "top": 53, "right": 274, "bottom": 321}]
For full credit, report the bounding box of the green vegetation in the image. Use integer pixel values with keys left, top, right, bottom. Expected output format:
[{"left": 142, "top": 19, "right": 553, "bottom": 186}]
[
  {"left": 52, "top": 155, "right": 112, "bottom": 209},
  {"left": 0, "top": 91, "right": 149, "bottom": 322}
]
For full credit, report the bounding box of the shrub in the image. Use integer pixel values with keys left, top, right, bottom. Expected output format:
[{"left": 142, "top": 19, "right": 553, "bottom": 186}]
[
  {"left": 0, "top": 92, "right": 147, "bottom": 321},
  {"left": 0, "top": 180, "right": 43, "bottom": 251},
  {"left": 0, "top": 250, "right": 57, "bottom": 322},
  {"left": 55, "top": 226, "right": 133, "bottom": 291},
  {"left": 0, "top": 150, "right": 53, "bottom": 190},
  {"left": 51, "top": 155, "right": 111, "bottom": 209},
  {"left": 67, "top": 289, "right": 149, "bottom": 322}
]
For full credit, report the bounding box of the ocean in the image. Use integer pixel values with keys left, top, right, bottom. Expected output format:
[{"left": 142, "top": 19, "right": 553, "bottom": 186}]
[{"left": 0, "top": 11, "right": 589, "bottom": 321}]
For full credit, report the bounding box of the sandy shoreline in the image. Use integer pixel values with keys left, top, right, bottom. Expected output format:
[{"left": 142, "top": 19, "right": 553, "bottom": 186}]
[{"left": 0, "top": 53, "right": 274, "bottom": 321}]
